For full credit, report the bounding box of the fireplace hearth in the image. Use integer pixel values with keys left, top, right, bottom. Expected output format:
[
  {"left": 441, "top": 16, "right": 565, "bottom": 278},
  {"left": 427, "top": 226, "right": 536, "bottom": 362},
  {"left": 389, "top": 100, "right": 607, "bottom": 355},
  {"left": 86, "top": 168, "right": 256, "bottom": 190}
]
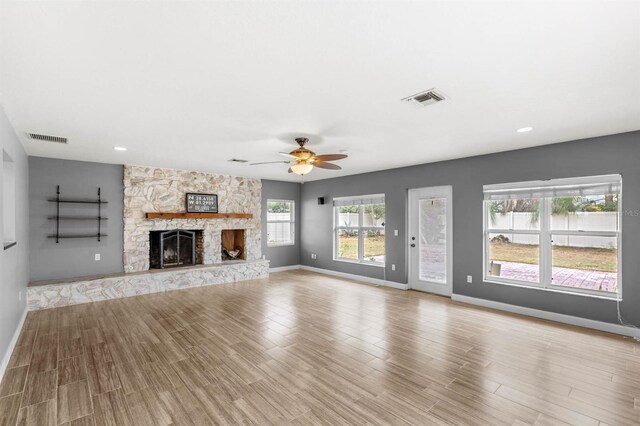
[{"left": 150, "top": 230, "right": 203, "bottom": 269}]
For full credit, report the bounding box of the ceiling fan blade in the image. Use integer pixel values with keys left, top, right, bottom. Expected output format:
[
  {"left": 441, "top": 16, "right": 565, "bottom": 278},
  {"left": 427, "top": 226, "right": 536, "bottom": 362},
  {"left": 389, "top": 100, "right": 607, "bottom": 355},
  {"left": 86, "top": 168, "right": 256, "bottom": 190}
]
[
  {"left": 313, "top": 154, "right": 348, "bottom": 162},
  {"left": 279, "top": 152, "right": 298, "bottom": 159},
  {"left": 250, "top": 161, "right": 290, "bottom": 165},
  {"left": 287, "top": 168, "right": 293, "bottom": 173},
  {"left": 314, "top": 161, "right": 341, "bottom": 170}
]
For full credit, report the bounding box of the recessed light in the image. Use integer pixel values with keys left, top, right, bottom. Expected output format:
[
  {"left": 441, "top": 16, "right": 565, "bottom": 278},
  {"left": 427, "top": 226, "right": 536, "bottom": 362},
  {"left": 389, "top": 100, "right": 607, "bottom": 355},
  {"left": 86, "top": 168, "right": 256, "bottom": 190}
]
[
  {"left": 113, "top": 146, "right": 127, "bottom": 151},
  {"left": 517, "top": 127, "right": 533, "bottom": 133}
]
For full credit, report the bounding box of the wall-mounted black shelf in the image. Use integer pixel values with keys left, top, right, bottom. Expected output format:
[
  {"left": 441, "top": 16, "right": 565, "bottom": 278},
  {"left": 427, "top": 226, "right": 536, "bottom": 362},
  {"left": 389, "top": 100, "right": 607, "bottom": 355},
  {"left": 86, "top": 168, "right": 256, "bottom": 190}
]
[
  {"left": 48, "top": 234, "right": 109, "bottom": 239},
  {"left": 50, "top": 186, "right": 107, "bottom": 243},
  {"left": 47, "top": 199, "right": 108, "bottom": 204},
  {"left": 48, "top": 216, "right": 109, "bottom": 221}
]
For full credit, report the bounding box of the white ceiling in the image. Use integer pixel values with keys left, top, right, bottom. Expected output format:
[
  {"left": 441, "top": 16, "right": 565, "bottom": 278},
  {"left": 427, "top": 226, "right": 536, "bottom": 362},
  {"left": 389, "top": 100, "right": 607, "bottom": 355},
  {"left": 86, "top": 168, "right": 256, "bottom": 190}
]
[{"left": 1, "top": 1, "right": 639, "bottom": 182}]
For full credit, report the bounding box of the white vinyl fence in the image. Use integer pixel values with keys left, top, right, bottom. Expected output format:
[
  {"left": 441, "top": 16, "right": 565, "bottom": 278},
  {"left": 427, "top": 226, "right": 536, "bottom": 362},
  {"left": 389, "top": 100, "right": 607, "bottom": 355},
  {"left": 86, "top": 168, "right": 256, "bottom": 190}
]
[
  {"left": 267, "top": 212, "right": 293, "bottom": 243},
  {"left": 490, "top": 212, "right": 617, "bottom": 248},
  {"left": 337, "top": 213, "right": 384, "bottom": 227}
]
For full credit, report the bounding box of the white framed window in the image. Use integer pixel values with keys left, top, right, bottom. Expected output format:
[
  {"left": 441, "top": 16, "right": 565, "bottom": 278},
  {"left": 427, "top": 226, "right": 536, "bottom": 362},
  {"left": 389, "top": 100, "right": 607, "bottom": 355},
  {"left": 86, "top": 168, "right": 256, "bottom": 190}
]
[
  {"left": 333, "top": 194, "right": 385, "bottom": 266},
  {"left": 266, "top": 199, "right": 295, "bottom": 246},
  {"left": 483, "top": 174, "right": 622, "bottom": 299},
  {"left": 3, "top": 150, "right": 16, "bottom": 250}
]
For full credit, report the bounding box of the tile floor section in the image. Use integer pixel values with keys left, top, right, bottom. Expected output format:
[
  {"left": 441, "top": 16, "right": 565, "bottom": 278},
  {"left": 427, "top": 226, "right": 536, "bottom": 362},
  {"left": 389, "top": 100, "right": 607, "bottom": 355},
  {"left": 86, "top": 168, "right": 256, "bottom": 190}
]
[{"left": 0, "top": 270, "right": 637, "bottom": 425}]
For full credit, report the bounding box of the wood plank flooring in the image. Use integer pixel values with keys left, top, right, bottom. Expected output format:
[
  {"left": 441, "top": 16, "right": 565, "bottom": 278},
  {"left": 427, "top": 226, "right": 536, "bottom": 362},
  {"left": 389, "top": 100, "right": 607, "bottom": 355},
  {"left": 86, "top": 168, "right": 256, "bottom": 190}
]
[{"left": 1, "top": 270, "right": 639, "bottom": 425}]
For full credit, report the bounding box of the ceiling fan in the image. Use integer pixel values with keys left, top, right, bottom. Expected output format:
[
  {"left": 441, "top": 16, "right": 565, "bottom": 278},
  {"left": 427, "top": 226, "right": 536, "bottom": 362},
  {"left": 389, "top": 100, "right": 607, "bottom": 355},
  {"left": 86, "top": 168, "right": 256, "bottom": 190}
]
[{"left": 251, "top": 137, "right": 348, "bottom": 175}]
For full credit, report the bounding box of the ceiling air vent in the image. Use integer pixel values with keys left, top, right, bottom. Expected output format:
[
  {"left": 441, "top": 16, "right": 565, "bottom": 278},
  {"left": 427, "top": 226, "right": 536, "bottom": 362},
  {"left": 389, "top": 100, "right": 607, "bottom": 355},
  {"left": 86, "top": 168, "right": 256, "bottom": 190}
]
[
  {"left": 26, "top": 133, "right": 68, "bottom": 144},
  {"left": 228, "top": 158, "right": 249, "bottom": 163},
  {"left": 401, "top": 88, "right": 446, "bottom": 106}
]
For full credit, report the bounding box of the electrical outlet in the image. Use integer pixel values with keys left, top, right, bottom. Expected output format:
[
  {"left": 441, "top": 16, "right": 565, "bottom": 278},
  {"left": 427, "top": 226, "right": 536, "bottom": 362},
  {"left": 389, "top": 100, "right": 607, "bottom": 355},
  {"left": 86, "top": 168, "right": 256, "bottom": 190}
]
[
  {"left": 391, "top": 264, "right": 396, "bottom": 271},
  {"left": 394, "top": 229, "right": 398, "bottom": 236},
  {"left": 311, "top": 253, "right": 317, "bottom": 260},
  {"left": 467, "top": 275, "right": 473, "bottom": 283},
  {"left": 95, "top": 253, "right": 101, "bottom": 261}
]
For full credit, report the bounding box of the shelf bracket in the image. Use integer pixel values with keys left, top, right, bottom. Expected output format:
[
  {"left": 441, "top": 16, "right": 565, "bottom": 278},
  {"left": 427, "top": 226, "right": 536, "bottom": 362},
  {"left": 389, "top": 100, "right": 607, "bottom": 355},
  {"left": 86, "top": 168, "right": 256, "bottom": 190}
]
[
  {"left": 98, "top": 187, "right": 102, "bottom": 242},
  {"left": 56, "top": 185, "right": 60, "bottom": 243}
]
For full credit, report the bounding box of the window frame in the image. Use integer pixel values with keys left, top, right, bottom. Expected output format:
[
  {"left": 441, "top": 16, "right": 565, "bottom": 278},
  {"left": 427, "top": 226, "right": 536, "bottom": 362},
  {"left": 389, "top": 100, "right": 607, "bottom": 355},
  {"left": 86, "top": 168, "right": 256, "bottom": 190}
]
[
  {"left": 333, "top": 198, "right": 386, "bottom": 267},
  {"left": 3, "top": 150, "right": 16, "bottom": 250},
  {"left": 266, "top": 199, "right": 295, "bottom": 247},
  {"left": 483, "top": 176, "right": 622, "bottom": 300}
]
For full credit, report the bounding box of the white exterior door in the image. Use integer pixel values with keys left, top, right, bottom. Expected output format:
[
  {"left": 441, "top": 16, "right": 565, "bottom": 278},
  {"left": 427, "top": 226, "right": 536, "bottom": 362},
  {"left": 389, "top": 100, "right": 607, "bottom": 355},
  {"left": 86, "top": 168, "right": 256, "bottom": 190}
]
[{"left": 408, "top": 186, "right": 453, "bottom": 296}]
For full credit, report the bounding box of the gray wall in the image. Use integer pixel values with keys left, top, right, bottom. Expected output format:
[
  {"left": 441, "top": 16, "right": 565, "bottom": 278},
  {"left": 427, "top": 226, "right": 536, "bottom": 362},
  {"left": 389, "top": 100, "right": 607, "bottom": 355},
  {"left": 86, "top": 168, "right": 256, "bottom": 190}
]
[
  {"left": 300, "top": 130, "right": 640, "bottom": 326},
  {"left": 261, "top": 179, "right": 301, "bottom": 268},
  {"left": 0, "top": 106, "right": 29, "bottom": 367},
  {"left": 29, "top": 157, "right": 124, "bottom": 281}
]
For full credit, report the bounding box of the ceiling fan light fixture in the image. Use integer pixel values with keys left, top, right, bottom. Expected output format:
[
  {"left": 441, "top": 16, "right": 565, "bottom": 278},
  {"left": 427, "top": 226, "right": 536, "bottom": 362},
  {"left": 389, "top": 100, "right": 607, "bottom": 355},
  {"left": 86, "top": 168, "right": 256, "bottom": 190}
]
[{"left": 290, "top": 160, "right": 313, "bottom": 175}]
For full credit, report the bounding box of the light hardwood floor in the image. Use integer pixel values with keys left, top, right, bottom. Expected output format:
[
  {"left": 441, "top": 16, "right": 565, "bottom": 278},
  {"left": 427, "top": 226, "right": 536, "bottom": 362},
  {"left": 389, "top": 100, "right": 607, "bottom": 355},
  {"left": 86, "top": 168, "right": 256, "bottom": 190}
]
[{"left": 1, "top": 270, "right": 639, "bottom": 425}]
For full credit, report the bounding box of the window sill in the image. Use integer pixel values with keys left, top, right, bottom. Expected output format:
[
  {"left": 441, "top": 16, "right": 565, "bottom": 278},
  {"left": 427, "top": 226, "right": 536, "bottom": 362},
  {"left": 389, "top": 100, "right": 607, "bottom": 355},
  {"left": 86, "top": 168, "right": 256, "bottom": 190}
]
[
  {"left": 483, "top": 277, "right": 621, "bottom": 301},
  {"left": 333, "top": 258, "right": 385, "bottom": 268},
  {"left": 267, "top": 242, "right": 295, "bottom": 247},
  {"left": 3, "top": 241, "right": 17, "bottom": 251}
]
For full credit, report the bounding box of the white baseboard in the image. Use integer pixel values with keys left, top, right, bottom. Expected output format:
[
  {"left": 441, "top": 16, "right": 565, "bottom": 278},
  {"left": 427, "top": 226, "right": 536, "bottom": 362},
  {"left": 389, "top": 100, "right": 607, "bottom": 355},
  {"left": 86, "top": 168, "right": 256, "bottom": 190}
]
[
  {"left": 452, "top": 294, "right": 640, "bottom": 339},
  {"left": 299, "top": 265, "right": 409, "bottom": 290},
  {"left": 269, "top": 265, "right": 303, "bottom": 273},
  {"left": 0, "top": 307, "right": 28, "bottom": 384}
]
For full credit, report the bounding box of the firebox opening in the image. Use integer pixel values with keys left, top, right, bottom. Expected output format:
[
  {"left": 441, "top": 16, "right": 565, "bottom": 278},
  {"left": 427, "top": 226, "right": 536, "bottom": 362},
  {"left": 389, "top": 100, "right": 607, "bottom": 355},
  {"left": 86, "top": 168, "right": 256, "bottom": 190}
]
[
  {"left": 221, "top": 229, "right": 246, "bottom": 261},
  {"left": 150, "top": 230, "right": 203, "bottom": 269}
]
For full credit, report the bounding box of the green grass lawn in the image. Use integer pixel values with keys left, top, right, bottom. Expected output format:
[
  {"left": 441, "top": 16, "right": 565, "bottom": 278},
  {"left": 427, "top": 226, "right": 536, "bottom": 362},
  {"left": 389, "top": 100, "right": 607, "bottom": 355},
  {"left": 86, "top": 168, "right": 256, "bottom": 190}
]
[
  {"left": 339, "top": 235, "right": 384, "bottom": 259},
  {"left": 490, "top": 242, "right": 617, "bottom": 272},
  {"left": 338, "top": 237, "right": 615, "bottom": 272}
]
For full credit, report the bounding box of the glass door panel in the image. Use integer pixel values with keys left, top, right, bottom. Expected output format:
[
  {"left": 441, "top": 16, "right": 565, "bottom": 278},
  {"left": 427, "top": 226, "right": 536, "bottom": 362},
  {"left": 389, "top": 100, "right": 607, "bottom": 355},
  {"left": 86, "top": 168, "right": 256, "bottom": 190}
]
[{"left": 419, "top": 198, "right": 448, "bottom": 283}]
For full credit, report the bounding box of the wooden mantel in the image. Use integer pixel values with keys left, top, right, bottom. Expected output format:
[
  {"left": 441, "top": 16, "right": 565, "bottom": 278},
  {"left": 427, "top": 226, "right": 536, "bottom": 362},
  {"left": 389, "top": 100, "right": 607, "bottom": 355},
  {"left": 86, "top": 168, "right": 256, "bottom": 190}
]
[{"left": 145, "top": 212, "right": 253, "bottom": 220}]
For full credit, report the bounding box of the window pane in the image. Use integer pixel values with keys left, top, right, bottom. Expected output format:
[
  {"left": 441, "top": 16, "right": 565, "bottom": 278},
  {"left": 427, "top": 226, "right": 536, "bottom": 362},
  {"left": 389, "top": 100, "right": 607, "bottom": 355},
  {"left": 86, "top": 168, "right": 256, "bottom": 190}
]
[
  {"left": 419, "top": 198, "right": 448, "bottom": 283},
  {"left": 267, "top": 222, "right": 293, "bottom": 245},
  {"left": 337, "top": 229, "right": 358, "bottom": 260},
  {"left": 550, "top": 195, "right": 619, "bottom": 232},
  {"left": 486, "top": 199, "right": 541, "bottom": 230},
  {"left": 267, "top": 201, "right": 293, "bottom": 222},
  {"left": 3, "top": 153, "right": 16, "bottom": 242},
  {"left": 337, "top": 205, "right": 359, "bottom": 227},
  {"left": 363, "top": 203, "right": 385, "bottom": 227},
  {"left": 551, "top": 235, "right": 617, "bottom": 293},
  {"left": 363, "top": 229, "right": 385, "bottom": 264},
  {"left": 488, "top": 233, "right": 540, "bottom": 283}
]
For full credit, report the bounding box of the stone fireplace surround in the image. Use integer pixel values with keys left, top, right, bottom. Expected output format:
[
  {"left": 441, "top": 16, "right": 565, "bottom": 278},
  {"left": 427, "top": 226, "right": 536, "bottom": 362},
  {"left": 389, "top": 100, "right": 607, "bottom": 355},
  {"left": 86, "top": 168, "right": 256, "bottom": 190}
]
[
  {"left": 27, "top": 165, "right": 270, "bottom": 310},
  {"left": 124, "top": 165, "right": 262, "bottom": 272}
]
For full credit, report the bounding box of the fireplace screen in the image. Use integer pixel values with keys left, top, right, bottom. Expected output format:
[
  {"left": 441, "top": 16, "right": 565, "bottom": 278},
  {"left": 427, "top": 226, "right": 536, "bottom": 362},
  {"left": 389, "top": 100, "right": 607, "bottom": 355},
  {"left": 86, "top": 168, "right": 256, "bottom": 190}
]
[{"left": 150, "top": 230, "right": 196, "bottom": 269}]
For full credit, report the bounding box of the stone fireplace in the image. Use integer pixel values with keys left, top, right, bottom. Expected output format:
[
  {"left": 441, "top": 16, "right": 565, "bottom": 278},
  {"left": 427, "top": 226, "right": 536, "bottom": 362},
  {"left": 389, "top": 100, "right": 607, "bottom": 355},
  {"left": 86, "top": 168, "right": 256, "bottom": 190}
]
[
  {"left": 123, "top": 165, "right": 262, "bottom": 273},
  {"left": 149, "top": 230, "right": 204, "bottom": 269}
]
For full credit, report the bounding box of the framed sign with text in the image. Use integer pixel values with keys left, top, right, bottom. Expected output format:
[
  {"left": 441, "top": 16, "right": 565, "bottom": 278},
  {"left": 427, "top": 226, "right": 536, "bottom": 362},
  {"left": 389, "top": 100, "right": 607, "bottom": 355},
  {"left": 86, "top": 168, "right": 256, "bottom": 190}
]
[{"left": 186, "top": 193, "right": 218, "bottom": 213}]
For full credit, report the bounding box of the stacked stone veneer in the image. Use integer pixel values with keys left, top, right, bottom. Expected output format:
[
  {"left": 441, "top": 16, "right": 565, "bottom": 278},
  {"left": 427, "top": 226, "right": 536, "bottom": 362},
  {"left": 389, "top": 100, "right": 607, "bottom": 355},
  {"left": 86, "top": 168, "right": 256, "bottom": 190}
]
[{"left": 124, "top": 165, "right": 262, "bottom": 272}]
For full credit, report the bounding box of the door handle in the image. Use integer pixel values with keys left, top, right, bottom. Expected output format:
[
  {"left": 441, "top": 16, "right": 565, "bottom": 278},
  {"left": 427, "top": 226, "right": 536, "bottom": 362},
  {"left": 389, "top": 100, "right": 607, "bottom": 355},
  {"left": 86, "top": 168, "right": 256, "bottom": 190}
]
[{"left": 410, "top": 243, "right": 416, "bottom": 247}]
